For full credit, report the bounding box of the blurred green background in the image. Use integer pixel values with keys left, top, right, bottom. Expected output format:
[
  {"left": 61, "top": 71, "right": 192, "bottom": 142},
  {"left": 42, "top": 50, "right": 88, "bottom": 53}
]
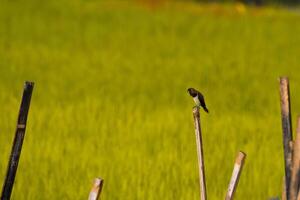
[{"left": 1, "top": 0, "right": 300, "bottom": 199}]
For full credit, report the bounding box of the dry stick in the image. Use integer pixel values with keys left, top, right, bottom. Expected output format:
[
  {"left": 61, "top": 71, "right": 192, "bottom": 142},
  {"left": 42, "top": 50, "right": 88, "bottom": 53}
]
[
  {"left": 297, "top": 183, "right": 300, "bottom": 200},
  {"left": 1, "top": 81, "right": 34, "bottom": 200},
  {"left": 193, "top": 106, "right": 207, "bottom": 200},
  {"left": 283, "top": 142, "right": 294, "bottom": 200},
  {"left": 225, "top": 151, "right": 246, "bottom": 200},
  {"left": 297, "top": 193, "right": 300, "bottom": 200},
  {"left": 88, "top": 178, "right": 104, "bottom": 200},
  {"left": 290, "top": 117, "right": 300, "bottom": 200},
  {"left": 279, "top": 77, "right": 293, "bottom": 200},
  {"left": 283, "top": 176, "right": 287, "bottom": 200}
]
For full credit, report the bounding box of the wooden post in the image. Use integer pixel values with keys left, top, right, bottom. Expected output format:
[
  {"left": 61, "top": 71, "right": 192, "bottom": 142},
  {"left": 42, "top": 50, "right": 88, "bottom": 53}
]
[
  {"left": 290, "top": 117, "right": 300, "bottom": 200},
  {"left": 193, "top": 106, "right": 207, "bottom": 200},
  {"left": 283, "top": 176, "right": 287, "bottom": 200},
  {"left": 225, "top": 151, "right": 246, "bottom": 200},
  {"left": 1, "top": 81, "right": 34, "bottom": 200},
  {"left": 279, "top": 77, "right": 293, "bottom": 200},
  {"left": 88, "top": 178, "right": 104, "bottom": 200},
  {"left": 297, "top": 188, "right": 300, "bottom": 200}
]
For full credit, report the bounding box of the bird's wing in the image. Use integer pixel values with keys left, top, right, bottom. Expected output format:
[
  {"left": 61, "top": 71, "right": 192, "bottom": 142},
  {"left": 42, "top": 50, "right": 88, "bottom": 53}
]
[{"left": 198, "top": 93, "right": 207, "bottom": 108}]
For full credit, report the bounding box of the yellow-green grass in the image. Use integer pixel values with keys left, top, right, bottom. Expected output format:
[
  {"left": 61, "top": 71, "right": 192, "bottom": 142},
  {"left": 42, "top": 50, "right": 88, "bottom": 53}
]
[{"left": 1, "top": 1, "right": 300, "bottom": 199}]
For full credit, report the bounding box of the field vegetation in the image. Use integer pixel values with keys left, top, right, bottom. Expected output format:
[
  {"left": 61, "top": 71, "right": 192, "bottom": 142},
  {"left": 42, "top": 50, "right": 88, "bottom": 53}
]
[{"left": 1, "top": 1, "right": 300, "bottom": 199}]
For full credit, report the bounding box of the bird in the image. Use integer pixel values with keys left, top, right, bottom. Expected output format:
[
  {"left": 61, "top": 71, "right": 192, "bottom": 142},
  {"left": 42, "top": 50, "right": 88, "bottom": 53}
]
[{"left": 187, "top": 88, "right": 209, "bottom": 113}]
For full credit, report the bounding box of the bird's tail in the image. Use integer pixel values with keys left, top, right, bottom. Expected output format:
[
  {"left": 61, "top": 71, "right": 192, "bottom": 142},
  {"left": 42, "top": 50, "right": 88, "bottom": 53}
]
[{"left": 203, "top": 107, "right": 209, "bottom": 113}]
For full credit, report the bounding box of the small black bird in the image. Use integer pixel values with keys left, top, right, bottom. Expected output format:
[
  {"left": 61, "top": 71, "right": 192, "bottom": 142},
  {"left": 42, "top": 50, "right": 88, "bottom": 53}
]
[{"left": 187, "top": 88, "right": 209, "bottom": 113}]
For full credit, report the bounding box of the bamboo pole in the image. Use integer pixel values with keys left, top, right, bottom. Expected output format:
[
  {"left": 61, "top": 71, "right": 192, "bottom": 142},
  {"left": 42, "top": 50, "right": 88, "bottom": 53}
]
[
  {"left": 279, "top": 77, "right": 293, "bottom": 200},
  {"left": 1, "top": 81, "right": 34, "bottom": 200},
  {"left": 193, "top": 106, "right": 207, "bottom": 200},
  {"left": 225, "top": 151, "right": 246, "bottom": 200},
  {"left": 88, "top": 178, "right": 104, "bottom": 200},
  {"left": 290, "top": 117, "right": 300, "bottom": 200},
  {"left": 283, "top": 176, "right": 287, "bottom": 200},
  {"left": 297, "top": 192, "right": 300, "bottom": 200}
]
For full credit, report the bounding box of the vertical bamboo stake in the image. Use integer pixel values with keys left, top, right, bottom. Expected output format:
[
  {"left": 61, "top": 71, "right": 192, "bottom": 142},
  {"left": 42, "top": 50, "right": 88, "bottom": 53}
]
[
  {"left": 290, "top": 117, "right": 300, "bottom": 200},
  {"left": 1, "top": 81, "right": 34, "bottom": 200},
  {"left": 193, "top": 106, "right": 207, "bottom": 200},
  {"left": 279, "top": 77, "right": 293, "bottom": 200},
  {"left": 88, "top": 178, "right": 104, "bottom": 200},
  {"left": 225, "top": 151, "right": 246, "bottom": 200},
  {"left": 283, "top": 176, "right": 287, "bottom": 200},
  {"left": 297, "top": 187, "right": 300, "bottom": 200}
]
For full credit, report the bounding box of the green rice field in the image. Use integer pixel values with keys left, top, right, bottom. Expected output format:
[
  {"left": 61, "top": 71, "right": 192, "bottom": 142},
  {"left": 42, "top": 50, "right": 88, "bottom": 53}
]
[{"left": 1, "top": 1, "right": 300, "bottom": 199}]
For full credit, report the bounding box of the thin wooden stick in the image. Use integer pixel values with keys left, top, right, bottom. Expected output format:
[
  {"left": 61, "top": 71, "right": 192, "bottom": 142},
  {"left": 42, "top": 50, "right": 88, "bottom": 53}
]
[
  {"left": 88, "top": 178, "right": 104, "bottom": 200},
  {"left": 193, "top": 106, "right": 207, "bottom": 200},
  {"left": 283, "top": 176, "right": 287, "bottom": 200},
  {"left": 225, "top": 151, "right": 246, "bottom": 200},
  {"left": 297, "top": 187, "right": 300, "bottom": 200},
  {"left": 290, "top": 117, "right": 300, "bottom": 200},
  {"left": 1, "top": 81, "right": 34, "bottom": 200},
  {"left": 279, "top": 77, "right": 293, "bottom": 200}
]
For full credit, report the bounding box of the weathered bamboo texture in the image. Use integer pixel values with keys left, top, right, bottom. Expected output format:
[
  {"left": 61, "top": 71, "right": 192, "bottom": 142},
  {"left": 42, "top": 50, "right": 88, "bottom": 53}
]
[
  {"left": 290, "top": 117, "right": 300, "bottom": 200},
  {"left": 193, "top": 106, "right": 207, "bottom": 200},
  {"left": 88, "top": 178, "right": 104, "bottom": 200},
  {"left": 279, "top": 77, "right": 293, "bottom": 200},
  {"left": 1, "top": 81, "right": 34, "bottom": 200},
  {"left": 225, "top": 151, "right": 246, "bottom": 200}
]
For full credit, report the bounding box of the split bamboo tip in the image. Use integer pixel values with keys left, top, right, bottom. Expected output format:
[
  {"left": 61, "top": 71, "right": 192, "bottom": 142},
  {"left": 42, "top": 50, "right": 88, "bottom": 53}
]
[
  {"left": 24, "top": 81, "right": 34, "bottom": 87},
  {"left": 279, "top": 77, "right": 289, "bottom": 83},
  {"left": 93, "top": 178, "right": 103, "bottom": 187},
  {"left": 236, "top": 151, "right": 246, "bottom": 165}
]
